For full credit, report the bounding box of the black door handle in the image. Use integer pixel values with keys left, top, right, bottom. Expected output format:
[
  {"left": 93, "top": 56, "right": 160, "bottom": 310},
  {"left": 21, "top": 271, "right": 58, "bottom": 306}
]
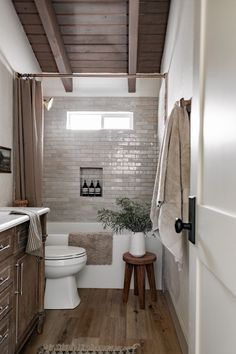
[
  {"left": 175, "top": 218, "right": 192, "bottom": 233},
  {"left": 174, "top": 196, "right": 196, "bottom": 244}
]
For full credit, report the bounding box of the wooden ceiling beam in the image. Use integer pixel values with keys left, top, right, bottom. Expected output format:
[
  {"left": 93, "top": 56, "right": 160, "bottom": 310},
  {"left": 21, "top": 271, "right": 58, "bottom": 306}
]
[
  {"left": 128, "top": 0, "right": 140, "bottom": 93},
  {"left": 34, "top": 0, "right": 73, "bottom": 92}
]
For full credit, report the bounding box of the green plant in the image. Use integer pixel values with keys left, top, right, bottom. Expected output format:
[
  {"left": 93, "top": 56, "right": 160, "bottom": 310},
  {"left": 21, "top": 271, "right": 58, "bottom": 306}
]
[{"left": 97, "top": 198, "right": 152, "bottom": 234}]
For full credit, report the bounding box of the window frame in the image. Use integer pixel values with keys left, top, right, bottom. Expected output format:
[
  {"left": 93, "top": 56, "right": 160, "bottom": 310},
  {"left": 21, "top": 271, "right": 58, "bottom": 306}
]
[{"left": 66, "top": 111, "right": 133, "bottom": 131}]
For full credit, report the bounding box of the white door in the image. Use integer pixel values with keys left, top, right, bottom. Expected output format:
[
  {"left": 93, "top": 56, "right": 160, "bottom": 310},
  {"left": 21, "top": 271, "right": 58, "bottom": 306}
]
[{"left": 189, "top": 0, "right": 236, "bottom": 353}]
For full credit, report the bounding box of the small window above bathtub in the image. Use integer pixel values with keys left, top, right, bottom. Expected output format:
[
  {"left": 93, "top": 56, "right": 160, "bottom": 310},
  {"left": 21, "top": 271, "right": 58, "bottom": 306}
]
[{"left": 66, "top": 111, "right": 133, "bottom": 131}]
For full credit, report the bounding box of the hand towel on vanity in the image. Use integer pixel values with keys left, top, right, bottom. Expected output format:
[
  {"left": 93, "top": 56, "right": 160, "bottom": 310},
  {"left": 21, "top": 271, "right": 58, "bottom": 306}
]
[
  {"left": 150, "top": 103, "right": 190, "bottom": 266},
  {"left": 10, "top": 208, "right": 43, "bottom": 257}
]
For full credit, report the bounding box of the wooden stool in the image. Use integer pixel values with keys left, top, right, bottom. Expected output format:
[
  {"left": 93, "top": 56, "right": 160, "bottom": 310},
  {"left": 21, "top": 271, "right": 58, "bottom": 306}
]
[{"left": 122, "top": 252, "right": 157, "bottom": 309}]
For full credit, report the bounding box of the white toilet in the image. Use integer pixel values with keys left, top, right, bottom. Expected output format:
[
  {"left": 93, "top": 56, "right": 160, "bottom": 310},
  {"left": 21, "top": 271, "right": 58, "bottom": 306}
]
[{"left": 44, "top": 245, "right": 87, "bottom": 309}]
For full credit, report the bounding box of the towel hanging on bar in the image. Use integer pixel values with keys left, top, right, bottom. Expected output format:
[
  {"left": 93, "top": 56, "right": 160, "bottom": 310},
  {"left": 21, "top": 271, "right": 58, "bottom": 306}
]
[{"left": 150, "top": 102, "right": 190, "bottom": 267}]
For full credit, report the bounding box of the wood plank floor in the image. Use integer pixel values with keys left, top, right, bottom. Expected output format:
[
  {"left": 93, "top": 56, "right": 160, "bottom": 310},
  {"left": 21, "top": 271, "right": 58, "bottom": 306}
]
[{"left": 21, "top": 289, "right": 182, "bottom": 354}]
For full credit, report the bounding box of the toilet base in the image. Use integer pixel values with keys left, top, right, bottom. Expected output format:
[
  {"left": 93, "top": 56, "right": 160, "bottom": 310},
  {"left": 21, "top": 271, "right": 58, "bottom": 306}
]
[{"left": 44, "top": 276, "right": 80, "bottom": 309}]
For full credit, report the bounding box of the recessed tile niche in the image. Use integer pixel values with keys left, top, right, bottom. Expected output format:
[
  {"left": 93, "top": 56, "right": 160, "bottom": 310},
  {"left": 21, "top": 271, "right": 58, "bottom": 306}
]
[{"left": 80, "top": 167, "right": 103, "bottom": 197}]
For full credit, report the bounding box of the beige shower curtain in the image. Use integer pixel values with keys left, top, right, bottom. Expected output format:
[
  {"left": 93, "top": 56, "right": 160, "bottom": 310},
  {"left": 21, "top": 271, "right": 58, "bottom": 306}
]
[{"left": 14, "top": 78, "right": 43, "bottom": 206}]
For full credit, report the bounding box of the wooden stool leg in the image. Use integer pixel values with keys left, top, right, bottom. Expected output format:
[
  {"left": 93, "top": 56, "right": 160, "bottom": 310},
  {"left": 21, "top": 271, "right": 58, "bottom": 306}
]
[
  {"left": 146, "top": 263, "right": 157, "bottom": 301},
  {"left": 134, "top": 267, "right": 138, "bottom": 296},
  {"left": 137, "top": 265, "right": 145, "bottom": 309},
  {"left": 123, "top": 263, "right": 133, "bottom": 303}
]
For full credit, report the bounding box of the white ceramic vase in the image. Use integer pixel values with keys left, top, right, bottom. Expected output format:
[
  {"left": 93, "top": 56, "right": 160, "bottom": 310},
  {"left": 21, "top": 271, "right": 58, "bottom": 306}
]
[{"left": 129, "top": 232, "right": 146, "bottom": 257}]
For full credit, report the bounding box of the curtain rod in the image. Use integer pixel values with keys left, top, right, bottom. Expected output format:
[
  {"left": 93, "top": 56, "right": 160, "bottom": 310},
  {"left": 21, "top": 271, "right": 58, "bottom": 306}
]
[{"left": 16, "top": 72, "right": 166, "bottom": 79}]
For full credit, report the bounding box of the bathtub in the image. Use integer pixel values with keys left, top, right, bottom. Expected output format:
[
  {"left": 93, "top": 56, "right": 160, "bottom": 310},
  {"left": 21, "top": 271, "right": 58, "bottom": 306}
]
[{"left": 47, "top": 222, "right": 162, "bottom": 289}]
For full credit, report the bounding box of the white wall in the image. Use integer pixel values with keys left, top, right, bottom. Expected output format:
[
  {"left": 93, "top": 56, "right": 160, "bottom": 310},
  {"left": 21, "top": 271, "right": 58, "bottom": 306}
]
[
  {"left": 0, "top": 1, "right": 40, "bottom": 73},
  {"left": 162, "top": 0, "right": 193, "bottom": 110},
  {"left": 160, "top": 0, "right": 194, "bottom": 342},
  {"left": 0, "top": 0, "right": 41, "bottom": 206},
  {"left": 43, "top": 77, "right": 161, "bottom": 97},
  {"left": 0, "top": 55, "right": 13, "bottom": 206}
]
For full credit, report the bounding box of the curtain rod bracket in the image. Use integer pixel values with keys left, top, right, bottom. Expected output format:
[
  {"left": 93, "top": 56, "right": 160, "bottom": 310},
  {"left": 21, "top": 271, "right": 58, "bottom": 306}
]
[{"left": 17, "top": 73, "right": 33, "bottom": 79}]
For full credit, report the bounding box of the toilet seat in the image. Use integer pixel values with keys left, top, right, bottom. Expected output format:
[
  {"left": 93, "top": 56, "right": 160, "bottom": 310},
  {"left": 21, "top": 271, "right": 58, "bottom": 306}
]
[{"left": 45, "top": 245, "right": 86, "bottom": 261}]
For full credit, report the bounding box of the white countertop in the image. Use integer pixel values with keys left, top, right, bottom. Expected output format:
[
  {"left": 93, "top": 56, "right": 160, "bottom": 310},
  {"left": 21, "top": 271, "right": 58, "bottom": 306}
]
[{"left": 0, "top": 207, "right": 50, "bottom": 232}]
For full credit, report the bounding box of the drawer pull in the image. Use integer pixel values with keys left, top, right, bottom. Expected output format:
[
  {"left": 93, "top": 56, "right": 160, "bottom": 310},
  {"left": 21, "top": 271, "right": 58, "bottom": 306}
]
[
  {"left": 0, "top": 305, "right": 9, "bottom": 316},
  {"left": 15, "top": 263, "right": 24, "bottom": 295},
  {"left": 0, "top": 329, "right": 9, "bottom": 345},
  {"left": 20, "top": 263, "right": 24, "bottom": 296},
  {"left": 15, "top": 264, "right": 20, "bottom": 295},
  {"left": 0, "top": 244, "right": 10, "bottom": 252},
  {"left": 0, "top": 276, "right": 9, "bottom": 287}
]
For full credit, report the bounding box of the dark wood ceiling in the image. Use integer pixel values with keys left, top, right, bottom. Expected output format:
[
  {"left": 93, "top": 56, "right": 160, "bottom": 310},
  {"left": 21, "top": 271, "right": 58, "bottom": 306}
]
[{"left": 12, "top": 0, "right": 170, "bottom": 92}]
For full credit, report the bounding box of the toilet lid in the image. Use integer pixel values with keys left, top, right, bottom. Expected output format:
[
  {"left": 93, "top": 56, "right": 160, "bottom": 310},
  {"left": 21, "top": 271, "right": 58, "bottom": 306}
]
[{"left": 45, "top": 245, "right": 86, "bottom": 260}]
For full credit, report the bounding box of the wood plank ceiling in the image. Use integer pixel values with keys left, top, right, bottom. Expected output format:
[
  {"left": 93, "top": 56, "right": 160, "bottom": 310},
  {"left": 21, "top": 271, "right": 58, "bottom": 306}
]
[{"left": 12, "top": 0, "right": 170, "bottom": 92}]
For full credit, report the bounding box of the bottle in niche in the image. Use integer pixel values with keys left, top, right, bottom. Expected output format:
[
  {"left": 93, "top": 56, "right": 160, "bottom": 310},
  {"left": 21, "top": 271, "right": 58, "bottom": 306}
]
[
  {"left": 95, "top": 180, "right": 102, "bottom": 197},
  {"left": 82, "top": 180, "right": 89, "bottom": 196},
  {"left": 89, "top": 180, "right": 95, "bottom": 196}
]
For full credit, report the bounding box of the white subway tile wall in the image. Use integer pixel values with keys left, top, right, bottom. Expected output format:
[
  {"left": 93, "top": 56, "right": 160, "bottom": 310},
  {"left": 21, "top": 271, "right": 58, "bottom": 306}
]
[{"left": 43, "top": 97, "right": 159, "bottom": 221}]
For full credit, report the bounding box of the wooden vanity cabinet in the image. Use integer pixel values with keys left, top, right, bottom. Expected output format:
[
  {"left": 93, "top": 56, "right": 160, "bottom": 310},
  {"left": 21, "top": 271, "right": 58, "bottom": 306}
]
[
  {"left": 0, "top": 228, "right": 15, "bottom": 354},
  {"left": 15, "top": 253, "right": 39, "bottom": 350},
  {"left": 0, "top": 213, "right": 47, "bottom": 354}
]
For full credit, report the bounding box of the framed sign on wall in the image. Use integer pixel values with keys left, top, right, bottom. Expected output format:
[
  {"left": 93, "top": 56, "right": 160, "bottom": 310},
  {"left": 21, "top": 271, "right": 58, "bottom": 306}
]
[{"left": 0, "top": 146, "right": 11, "bottom": 173}]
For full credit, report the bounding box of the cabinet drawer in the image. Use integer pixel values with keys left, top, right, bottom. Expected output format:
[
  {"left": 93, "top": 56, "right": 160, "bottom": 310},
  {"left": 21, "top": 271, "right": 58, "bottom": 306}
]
[
  {"left": 0, "top": 286, "right": 13, "bottom": 322},
  {"left": 0, "top": 229, "right": 14, "bottom": 263},
  {"left": 0, "top": 261, "right": 13, "bottom": 294},
  {"left": 0, "top": 310, "right": 13, "bottom": 354},
  {"left": 15, "top": 222, "right": 29, "bottom": 253}
]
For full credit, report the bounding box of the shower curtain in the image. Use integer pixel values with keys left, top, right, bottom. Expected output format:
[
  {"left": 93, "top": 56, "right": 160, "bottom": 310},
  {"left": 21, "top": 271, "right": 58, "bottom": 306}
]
[{"left": 14, "top": 77, "right": 44, "bottom": 206}]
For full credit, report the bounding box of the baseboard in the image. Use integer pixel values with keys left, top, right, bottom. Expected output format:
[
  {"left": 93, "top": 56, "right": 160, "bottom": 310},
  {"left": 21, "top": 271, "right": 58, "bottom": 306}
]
[{"left": 164, "top": 290, "right": 188, "bottom": 354}]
